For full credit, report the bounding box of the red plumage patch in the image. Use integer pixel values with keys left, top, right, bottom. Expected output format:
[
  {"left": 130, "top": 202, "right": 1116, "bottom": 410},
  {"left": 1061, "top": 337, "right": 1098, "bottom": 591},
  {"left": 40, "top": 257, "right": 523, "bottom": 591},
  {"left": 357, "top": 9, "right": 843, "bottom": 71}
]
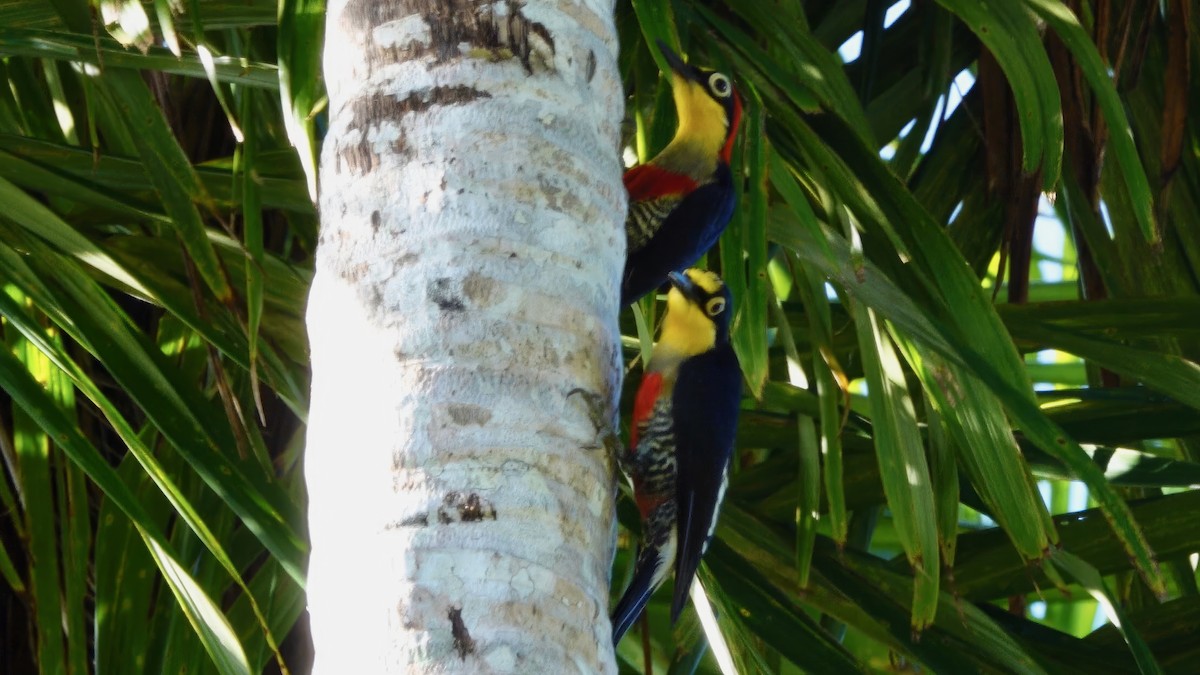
[
  {"left": 629, "top": 371, "right": 664, "bottom": 451},
  {"left": 623, "top": 164, "right": 698, "bottom": 202},
  {"left": 721, "top": 93, "right": 744, "bottom": 163},
  {"left": 635, "top": 491, "right": 668, "bottom": 517}
]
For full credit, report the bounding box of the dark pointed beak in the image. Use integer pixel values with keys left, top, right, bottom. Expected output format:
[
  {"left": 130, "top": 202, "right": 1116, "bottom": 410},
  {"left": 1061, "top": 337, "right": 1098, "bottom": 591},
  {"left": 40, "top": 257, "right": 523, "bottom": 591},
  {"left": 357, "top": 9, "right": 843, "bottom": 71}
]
[
  {"left": 656, "top": 39, "right": 699, "bottom": 81},
  {"left": 667, "top": 271, "right": 700, "bottom": 301}
]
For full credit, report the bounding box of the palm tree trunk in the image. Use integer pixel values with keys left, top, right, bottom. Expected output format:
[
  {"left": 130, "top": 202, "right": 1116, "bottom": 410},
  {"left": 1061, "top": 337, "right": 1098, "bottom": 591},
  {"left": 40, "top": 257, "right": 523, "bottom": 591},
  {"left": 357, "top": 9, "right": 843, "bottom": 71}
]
[{"left": 305, "top": 0, "right": 625, "bottom": 671}]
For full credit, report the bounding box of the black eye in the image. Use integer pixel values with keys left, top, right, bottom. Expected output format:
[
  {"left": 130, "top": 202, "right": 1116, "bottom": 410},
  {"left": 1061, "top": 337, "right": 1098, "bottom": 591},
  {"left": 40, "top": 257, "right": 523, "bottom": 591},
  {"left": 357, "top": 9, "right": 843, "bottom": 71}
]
[
  {"left": 708, "top": 73, "right": 732, "bottom": 98},
  {"left": 705, "top": 297, "right": 726, "bottom": 316}
]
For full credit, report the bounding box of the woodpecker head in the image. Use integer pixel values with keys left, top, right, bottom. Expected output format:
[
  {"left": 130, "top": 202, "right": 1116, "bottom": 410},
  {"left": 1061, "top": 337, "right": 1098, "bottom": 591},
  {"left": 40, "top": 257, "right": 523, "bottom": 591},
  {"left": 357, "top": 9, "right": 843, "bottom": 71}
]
[
  {"left": 658, "top": 40, "right": 743, "bottom": 164},
  {"left": 658, "top": 269, "right": 733, "bottom": 357}
]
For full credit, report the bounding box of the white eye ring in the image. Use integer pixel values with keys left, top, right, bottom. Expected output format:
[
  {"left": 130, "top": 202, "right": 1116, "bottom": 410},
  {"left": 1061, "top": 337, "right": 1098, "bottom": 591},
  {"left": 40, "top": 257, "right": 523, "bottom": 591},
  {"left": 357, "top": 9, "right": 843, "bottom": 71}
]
[
  {"left": 708, "top": 73, "right": 732, "bottom": 98},
  {"left": 706, "top": 297, "right": 726, "bottom": 316}
]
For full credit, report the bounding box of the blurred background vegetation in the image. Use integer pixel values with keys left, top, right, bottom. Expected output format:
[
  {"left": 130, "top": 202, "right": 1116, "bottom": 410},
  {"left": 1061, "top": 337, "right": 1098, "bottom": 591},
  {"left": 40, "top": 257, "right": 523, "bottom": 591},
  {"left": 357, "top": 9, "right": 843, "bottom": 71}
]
[{"left": 1, "top": 0, "right": 1198, "bottom": 673}]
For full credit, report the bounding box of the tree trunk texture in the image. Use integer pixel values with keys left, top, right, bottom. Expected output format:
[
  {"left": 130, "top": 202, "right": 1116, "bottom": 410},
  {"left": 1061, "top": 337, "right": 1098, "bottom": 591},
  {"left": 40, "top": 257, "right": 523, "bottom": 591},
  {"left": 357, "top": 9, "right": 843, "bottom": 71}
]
[{"left": 305, "top": 0, "right": 624, "bottom": 672}]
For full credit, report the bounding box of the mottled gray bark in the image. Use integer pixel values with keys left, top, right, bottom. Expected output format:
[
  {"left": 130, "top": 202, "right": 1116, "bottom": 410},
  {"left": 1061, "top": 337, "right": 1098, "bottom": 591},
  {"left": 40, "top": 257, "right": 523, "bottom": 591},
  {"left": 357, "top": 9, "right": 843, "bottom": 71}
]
[{"left": 305, "top": 0, "right": 624, "bottom": 672}]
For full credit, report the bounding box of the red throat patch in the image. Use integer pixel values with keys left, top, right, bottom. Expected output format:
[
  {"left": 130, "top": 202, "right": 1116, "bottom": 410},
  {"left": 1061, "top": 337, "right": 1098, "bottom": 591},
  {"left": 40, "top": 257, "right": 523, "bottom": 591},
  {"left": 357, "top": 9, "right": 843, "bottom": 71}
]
[{"left": 721, "top": 92, "right": 744, "bottom": 163}]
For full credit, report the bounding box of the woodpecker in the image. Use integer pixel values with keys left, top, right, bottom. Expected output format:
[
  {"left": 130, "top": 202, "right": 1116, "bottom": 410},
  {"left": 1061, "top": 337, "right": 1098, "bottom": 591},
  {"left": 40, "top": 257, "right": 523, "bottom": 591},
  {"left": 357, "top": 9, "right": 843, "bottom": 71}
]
[
  {"left": 621, "top": 42, "right": 743, "bottom": 306},
  {"left": 611, "top": 269, "right": 742, "bottom": 644}
]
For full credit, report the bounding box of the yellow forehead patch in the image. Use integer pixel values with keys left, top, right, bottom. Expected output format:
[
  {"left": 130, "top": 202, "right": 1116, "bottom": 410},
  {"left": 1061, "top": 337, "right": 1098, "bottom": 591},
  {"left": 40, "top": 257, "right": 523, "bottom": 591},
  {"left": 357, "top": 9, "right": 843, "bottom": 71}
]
[{"left": 685, "top": 268, "right": 724, "bottom": 295}]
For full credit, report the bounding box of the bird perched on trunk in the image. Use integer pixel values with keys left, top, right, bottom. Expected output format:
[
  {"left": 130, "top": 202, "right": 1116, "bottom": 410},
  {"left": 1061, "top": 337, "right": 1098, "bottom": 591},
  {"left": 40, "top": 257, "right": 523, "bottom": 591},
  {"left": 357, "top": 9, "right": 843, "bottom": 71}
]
[
  {"left": 621, "top": 42, "right": 743, "bottom": 306},
  {"left": 611, "top": 269, "right": 742, "bottom": 644}
]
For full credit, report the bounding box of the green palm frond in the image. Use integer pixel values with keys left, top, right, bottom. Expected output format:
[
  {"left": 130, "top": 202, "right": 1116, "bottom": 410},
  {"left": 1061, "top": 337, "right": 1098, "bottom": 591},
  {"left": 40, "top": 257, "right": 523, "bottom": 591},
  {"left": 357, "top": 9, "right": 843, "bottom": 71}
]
[{"left": 2, "top": 0, "right": 1198, "bottom": 673}]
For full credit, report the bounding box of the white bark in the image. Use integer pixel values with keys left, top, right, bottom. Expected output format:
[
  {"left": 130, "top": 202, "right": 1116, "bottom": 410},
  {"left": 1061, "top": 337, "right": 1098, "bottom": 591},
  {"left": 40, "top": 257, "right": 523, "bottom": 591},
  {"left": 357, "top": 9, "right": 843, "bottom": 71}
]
[{"left": 305, "top": 0, "right": 624, "bottom": 672}]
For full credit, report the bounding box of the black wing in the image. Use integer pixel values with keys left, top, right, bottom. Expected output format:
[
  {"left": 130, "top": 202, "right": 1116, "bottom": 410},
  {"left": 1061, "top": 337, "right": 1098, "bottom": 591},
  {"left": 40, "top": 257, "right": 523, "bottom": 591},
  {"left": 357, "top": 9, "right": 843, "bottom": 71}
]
[
  {"left": 621, "top": 165, "right": 735, "bottom": 305},
  {"left": 668, "top": 343, "right": 741, "bottom": 621}
]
